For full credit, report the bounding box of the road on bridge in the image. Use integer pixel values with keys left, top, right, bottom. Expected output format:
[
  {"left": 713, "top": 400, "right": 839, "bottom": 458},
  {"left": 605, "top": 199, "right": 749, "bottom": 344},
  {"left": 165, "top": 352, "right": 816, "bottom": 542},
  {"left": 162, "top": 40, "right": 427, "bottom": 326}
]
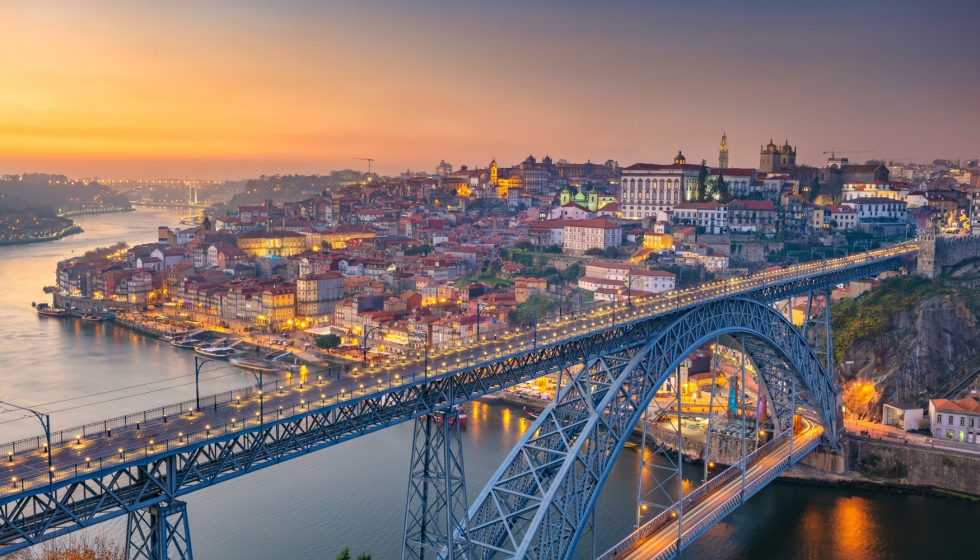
[{"left": 611, "top": 420, "right": 823, "bottom": 560}]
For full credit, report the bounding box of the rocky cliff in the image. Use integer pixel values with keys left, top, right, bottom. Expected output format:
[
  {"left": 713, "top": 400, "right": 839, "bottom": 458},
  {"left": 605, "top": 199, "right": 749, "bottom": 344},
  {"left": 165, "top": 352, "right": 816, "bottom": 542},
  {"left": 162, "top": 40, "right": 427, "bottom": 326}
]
[{"left": 833, "top": 275, "right": 980, "bottom": 415}]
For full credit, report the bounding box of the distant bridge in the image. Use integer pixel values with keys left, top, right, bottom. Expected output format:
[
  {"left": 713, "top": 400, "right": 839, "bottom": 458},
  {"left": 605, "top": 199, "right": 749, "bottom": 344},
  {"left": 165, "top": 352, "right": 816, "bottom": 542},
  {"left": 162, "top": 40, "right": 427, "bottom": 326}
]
[{"left": 0, "top": 244, "right": 917, "bottom": 559}]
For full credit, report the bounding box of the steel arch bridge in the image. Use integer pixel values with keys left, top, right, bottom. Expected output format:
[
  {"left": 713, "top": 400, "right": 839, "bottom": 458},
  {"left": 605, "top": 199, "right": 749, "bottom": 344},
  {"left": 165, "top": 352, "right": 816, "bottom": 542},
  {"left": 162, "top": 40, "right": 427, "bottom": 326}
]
[
  {"left": 0, "top": 246, "right": 914, "bottom": 559},
  {"left": 465, "top": 297, "right": 835, "bottom": 560}
]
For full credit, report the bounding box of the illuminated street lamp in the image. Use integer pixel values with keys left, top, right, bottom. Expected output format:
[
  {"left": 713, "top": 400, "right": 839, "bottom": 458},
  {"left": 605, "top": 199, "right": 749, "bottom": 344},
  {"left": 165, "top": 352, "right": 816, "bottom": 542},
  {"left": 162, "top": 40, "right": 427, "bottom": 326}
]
[{"left": 0, "top": 400, "right": 52, "bottom": 488}]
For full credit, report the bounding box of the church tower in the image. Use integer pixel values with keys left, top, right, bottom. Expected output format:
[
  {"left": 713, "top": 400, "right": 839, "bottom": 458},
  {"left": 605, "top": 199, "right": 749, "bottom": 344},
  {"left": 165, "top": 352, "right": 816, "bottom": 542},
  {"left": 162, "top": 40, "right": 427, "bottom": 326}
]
[
  {"left": 587, "top": 187, "right": 598, "bottom": 212},
  {"left": 490, "top": 159, "right": 498, "bottom": 185},
  {"left": 719, "top": 133, "right": 729, "bottom": 169},
  {"left": 560, "top": 187, "right": 571, "bottom": 206}
]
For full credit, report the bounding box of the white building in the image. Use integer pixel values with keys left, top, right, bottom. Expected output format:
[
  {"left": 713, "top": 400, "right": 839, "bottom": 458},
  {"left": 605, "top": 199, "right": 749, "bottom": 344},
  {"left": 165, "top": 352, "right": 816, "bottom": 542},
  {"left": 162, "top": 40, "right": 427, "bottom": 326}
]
[
  {"left": 620, "top": 153, "right": 701, "bottom": 221},
  {"left": 563, "top": 219, "right": 622, "bottom": 255},
  {"left": 827, "top": 204, "right": 858, "bottom": 230},
  {"left": 842, "top": 181, "right": 908, "bottom": 202},
  {"left": 672, "top": 202, "right": 729, "bottom": 234},
  {"left": 843, "top": 197, "right": 907, "bottom": 223},
  {"left": 929, "top": 398, "right": 980, "bottom": 443}
]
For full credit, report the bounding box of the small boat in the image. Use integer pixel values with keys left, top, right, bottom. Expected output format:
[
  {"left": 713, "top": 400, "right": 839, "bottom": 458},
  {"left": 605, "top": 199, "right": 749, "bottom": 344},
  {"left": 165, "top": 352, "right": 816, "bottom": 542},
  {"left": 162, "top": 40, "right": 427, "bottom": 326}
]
[
  {"left": 35, "top": 303, "right": 69, "bottom": 318},
  {"left": 195, "top": 346, "right": 237, "bottom": 359},
  {"left": 171, "top": 337, "right": 200, "bottom": 348},
  {"left": 524, "top": 407, "right": 540, "bottom": 419},
  {"left": 623, "top": 441, "right": 638, "bottom": 449},
  {"left": 228, "top": 357, "right": 285, "bottom": 373},
  {"left": 83, "top": 313, "right": 115, "bottom": 322}
]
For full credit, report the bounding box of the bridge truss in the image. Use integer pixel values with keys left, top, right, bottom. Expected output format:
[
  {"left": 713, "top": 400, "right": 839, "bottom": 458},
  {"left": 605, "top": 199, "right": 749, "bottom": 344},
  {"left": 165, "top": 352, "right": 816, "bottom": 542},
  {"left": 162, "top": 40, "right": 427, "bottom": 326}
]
[{"left": 0, "top": 254, "right": 903, "bottom": 556}]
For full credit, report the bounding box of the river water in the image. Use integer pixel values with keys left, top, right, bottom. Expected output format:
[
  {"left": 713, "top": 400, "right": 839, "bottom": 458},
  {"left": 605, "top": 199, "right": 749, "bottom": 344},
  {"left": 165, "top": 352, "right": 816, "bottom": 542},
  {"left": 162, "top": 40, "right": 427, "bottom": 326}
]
[{"left": 0, "top": 208, "right": 973, "bottom": 559}]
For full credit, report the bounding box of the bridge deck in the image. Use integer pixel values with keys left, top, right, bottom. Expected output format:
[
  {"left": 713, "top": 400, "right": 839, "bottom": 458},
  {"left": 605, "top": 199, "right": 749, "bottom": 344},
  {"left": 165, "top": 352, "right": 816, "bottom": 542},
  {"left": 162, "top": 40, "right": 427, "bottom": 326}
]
[
  {"left": 602, "top": 423, "right": 823, "bottom": 560},
  {"left": 1, "top": 246, "right": 912, "bottom": 511}
]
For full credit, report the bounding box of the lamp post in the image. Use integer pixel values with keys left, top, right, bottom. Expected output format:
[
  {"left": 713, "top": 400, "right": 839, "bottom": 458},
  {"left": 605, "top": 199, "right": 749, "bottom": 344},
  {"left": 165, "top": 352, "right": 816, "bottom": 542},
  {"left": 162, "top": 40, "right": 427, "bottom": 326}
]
[
  {"left": 193, "top": 356, "right": 221, "bottom": 411},
  {"left": 0, "top": 400, "right": 52, "bottom": 487},
  {"left": 475, "top": 302, "right": 491, "bottom": 342},
  {"left": 625, "top": 274, "right": 635, "bottom": 308},
  {"left": 360, "top": 325, "right": 384, "bottom": 366},
  {"left": 409, "top": 331, "right": 430, "bottom": 380}
]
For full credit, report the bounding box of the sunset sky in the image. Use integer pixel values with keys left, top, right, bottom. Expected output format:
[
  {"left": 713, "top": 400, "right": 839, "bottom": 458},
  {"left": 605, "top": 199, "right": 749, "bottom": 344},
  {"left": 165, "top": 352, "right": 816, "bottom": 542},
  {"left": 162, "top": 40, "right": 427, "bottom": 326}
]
[{"left": 2, "top": 0, "right": 978, "bottom": 179}]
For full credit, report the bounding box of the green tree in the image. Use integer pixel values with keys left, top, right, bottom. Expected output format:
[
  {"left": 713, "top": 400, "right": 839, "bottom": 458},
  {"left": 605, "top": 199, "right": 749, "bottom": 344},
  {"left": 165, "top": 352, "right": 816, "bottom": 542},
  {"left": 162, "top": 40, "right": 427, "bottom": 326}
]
[
  {"left": 336, "top": 548, "right": 352, "bottom": 560},
  {"left": 514, "top": 240, "right": 533, "bottom": 251},
  {"left": 320, "top": 241, "right": 332, "bottom": 251},
  {"left": 406, "top": 244, "right": 432, "bottom": 256},
  {"left": 356, "top": 554, "right": 372, "bottom": 560},
  {"left": 585, "top": 247, "right": 604, "bottom": 256},
  {"left": 603, "top": 246, "right": 620, "bottom": 258},
  {"left": 544, "top": 244, "right": 563, "bottom": 254},
  {"left": 695, "top": 160, "right": 709, "bottom": 202},
  {"left": 711, "top": 173, "right": 731, "bottom": 202},
  {"left": 316, "top": 333, "right": 341, "bottom": 350}
]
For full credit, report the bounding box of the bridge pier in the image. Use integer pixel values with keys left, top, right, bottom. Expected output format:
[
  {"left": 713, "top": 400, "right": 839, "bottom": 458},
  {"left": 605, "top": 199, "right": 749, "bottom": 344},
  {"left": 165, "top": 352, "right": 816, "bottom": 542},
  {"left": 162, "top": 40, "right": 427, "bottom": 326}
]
[
  {"left": 401, "top": 408, "right": 470, "bottom": 560},
  {"left": 126, "top": 500, "right": 193, "bottom": 560}
]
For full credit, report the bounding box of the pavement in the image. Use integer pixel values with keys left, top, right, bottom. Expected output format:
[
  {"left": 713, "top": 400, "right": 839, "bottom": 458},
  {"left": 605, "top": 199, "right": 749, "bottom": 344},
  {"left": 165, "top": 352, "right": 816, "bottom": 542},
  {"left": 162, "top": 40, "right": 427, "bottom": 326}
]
[
  {"left": 1, "top": 245, "right": 915, "bottom": 498},
  {"left": 845, "top": 418, "right": 980, "bottom": 456}
]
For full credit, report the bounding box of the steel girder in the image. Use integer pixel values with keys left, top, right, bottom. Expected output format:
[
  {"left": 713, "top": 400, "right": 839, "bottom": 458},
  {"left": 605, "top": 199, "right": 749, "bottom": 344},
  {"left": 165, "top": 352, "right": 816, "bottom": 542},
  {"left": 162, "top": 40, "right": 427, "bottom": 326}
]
[
  {"left": 466, "top": 298, "right": 837, "bottom": 560},
  {"left": 0, "top": 256, "right": 892, "bottom": 554},
  {"left": 126, "top": 500, "right": 193, "bottom": 560},
  {"left": 401, "top": 409, "right": 471, "bottom": 560}
]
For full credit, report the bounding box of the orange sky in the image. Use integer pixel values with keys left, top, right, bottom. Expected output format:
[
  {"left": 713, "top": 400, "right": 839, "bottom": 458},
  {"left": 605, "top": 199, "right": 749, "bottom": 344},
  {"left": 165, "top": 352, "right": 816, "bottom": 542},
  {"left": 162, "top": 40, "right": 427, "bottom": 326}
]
[{"left": 2, "top": 1, "right": 978, "bottom": 179}]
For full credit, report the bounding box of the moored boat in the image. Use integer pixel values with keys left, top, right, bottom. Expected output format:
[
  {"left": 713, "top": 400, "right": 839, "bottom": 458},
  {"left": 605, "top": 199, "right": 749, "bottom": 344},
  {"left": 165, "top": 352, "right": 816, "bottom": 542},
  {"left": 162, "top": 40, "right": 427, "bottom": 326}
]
[
  {"left": 194, "top": 346, "right": 238, "bottom": 360},
  {"left": 171, "top": 337, "right": 200, "bottom": 348},
  {"left": 35, "top": 303, "right": 70, "bottom": 318},
  {"left": 228, "top": 357, "right": 285, "bottom": 373}
]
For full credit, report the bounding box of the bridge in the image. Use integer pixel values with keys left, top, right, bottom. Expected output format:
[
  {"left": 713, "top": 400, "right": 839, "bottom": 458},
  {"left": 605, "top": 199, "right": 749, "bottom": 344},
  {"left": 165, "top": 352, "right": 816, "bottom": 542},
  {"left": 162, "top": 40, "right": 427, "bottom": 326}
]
[{"left": 0, "top": 244, "right": 917, "bottom": 559}]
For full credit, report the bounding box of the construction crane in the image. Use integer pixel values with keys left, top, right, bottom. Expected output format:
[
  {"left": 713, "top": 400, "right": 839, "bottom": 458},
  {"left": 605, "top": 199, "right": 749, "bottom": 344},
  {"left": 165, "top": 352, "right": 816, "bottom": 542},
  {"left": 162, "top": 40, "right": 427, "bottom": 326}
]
[
  {"left": 823, "top": 149, "right": 875, "bottom": 159},
  {"left": 353, "top": 158, "right": 375, "bottom": 174}
]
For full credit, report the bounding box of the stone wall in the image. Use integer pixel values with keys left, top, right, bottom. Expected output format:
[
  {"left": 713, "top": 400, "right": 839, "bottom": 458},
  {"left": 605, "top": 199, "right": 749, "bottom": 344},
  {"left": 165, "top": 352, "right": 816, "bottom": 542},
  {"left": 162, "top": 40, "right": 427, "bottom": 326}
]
[
  {"left": 917, "top": 234, "right": 980, "bottom": 278},
  {"left": 846, "top": 436, "right": 980, "bottom": 496}
]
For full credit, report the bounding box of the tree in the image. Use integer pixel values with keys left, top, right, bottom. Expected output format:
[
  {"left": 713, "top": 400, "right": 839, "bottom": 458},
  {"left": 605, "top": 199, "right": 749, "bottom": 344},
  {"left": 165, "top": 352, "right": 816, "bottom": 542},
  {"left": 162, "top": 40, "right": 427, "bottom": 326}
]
[
  {"left": 356, "top": 554, "right": 372, "bottom": 560},
  {"left": 711, "top": 173, "right": 731, "bottom": 202},
  {"left": 316, "top": 333, "right": 341, "bottom": 350},
  {"left": 603, "top": 246, "right": 620, "bottom": 258},
  {"left": 695, "top": 160, "right": 709, "bottom": 202},
  {"left": 320, "top": 241, "right": 332, "bottom": 251},
  {"left": 585, "top": 248, "right": 604, "bottom": 256},
  {"left": 514, "top": 240, "right": 534, "bottom": 251},
  {"left": 336, "top": 548, "right": 352, "bottom": 560},
  {"left": 544, "top": 244, "right": 563, "bottom": 254},
  {"left": 406, "top": 244, "right": 432, "bottom": 256}
]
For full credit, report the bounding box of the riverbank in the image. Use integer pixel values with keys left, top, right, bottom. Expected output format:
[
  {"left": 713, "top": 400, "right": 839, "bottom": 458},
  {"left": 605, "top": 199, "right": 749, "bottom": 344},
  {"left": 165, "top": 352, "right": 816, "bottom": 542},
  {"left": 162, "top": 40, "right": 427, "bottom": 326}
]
[
  {"left": 56, "top": 207, "right": 134, "bottom": 218},
  {"left": 0, "top": 225, "right": 83, "bottom": 246}
]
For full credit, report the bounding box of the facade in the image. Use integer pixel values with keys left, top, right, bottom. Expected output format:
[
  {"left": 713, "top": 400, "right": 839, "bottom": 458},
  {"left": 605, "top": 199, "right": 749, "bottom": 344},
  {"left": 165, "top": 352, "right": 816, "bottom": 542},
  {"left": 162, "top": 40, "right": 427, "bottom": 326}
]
[
  {"left": 843, "top": 197, "right": 908, "bottom": 223},
  {"left": 929, "top": 398, "right": 980, "bottom": 443},
  {"left": 236, "top": 231, "right": 307, "bottom": 258},
  {"left": 842, "top": 181, "right": 908, "bottom": 202},
  {"left": 514, "top": 277, "right": 547, "bottom": 304},
  {"left": 620, "top": 153, "right": 701, "bottom": 221},
  {"left": 882, "top": 403, "right": 924, "bottom": 432},
  {"left": 727, "top": 199, "right": 776, "bottom": 233},
  {"left": 673, "top": 202, "right": 729, "bottom": 234},
  {"left": 562, "top": 219, "right": 623, "bottom": 254},
  {"left": 759, "top": 140, "right": 796, "bottom": 173}
]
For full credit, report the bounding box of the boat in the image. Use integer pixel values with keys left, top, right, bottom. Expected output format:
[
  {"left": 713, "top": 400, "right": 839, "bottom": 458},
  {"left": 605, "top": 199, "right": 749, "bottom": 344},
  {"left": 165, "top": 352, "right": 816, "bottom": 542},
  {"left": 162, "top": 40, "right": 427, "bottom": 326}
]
[
  {"left": 623, "top": 441, "right": 638, "bottom": 449},
  {"left": 35, "top": 303, "right": 70, "bottom": 318},
  {"left": 524, "top": 407, "right": 540, "bottom": 419},
  {"left": 228, "top": 357, "right": 286, "bottom": 373},
  {"left": 195, "top": 346, "right": 238, "bottom": 359},
  {"left": 171, "top": 337, "right": 200, "bottom": 348},
  {"left": 83, "top": 313, "right": 116, "bottom": 322}
]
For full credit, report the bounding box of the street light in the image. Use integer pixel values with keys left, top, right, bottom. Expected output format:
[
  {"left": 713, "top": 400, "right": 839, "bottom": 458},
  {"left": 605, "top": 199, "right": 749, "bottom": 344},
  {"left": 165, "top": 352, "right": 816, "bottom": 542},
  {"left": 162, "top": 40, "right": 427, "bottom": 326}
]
[
  {"left": 475, "top": 302, "right": 492, "bottom": 342},
  {"left": 359, "top": 325, "right": 384, "bottom": 366},
  {"left": 408, "top": 331, "right": 430, "bottom": 380},
  {"left": 2, "top": 400, "right": 53, "bottom": 487}
]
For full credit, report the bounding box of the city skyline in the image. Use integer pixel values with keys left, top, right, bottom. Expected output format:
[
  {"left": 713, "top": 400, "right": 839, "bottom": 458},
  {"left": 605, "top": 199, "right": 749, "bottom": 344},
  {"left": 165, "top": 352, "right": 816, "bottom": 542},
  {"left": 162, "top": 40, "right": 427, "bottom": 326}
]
[{"left": 2, "top": 0, "right": 978, "bottom": 179}]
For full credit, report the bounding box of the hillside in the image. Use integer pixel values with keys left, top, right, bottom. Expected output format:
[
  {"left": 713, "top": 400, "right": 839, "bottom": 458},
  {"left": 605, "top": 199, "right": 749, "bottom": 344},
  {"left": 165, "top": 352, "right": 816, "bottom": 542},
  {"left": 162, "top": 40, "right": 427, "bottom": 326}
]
[{"left": 832, "top": 274, "right": 980, "bottom": 417}]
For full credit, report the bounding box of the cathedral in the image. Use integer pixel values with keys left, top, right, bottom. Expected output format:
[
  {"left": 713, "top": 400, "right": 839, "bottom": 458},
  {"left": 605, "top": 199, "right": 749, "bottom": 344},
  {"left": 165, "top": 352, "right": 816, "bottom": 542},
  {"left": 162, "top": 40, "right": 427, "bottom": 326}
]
[{"left": 759, "top": 139, "right": 796, "bottom": 173}]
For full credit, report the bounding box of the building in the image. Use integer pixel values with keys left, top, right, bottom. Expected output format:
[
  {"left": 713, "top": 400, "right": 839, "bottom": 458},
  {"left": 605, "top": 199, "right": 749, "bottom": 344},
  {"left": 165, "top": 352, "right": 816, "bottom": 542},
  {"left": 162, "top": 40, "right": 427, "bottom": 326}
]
[
  {"left": 562, "top": 219, "right": 623, "bottom": 255},
  {"left": 672, "top": 202, "right": 728, "bottom": 234},
  {"left": 514, "top": 277, "right": 547, "bottom": 304},
  {"left": 627, "top": 269, "right": 676, "bottom": 293},
  {"left": 718, "top": 133, "right": 729, "bottom": 169},
  {"left": 882, "top": 403, "right": 924, "bottom": 432},
  {"left": 620, "top": 153, "right": 701, "bottom": 221},
  {"left": 929, "top": 397, "right": 980, "bottom": 443},
  {"left": 726, "top": 199, "right": 776, "bottom": 233},
  {"left": 842, "top": 181, "right": 908, "bottom": 202},
  {"left": 759, "top": 140, "right": 796, "bottom": 173},
  {"left": 236, "top": 231, "right": 307, "bottom": 258},
  {"left": 843, "top": 197, "right": 907, "bottom": 224},
  {"left": 295, "top": 272, "right": 344, "bottom": 320},
  {"left": 260, "top": 285, "right": 296, "bottom": 328}
]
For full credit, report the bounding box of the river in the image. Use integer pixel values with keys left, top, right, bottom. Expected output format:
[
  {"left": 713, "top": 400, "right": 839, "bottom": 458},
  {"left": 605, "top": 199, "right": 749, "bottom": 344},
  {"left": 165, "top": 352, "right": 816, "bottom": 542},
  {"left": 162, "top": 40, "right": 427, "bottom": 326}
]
[{"left": 0, "top": 208, "right": 973, "bottom": 559}]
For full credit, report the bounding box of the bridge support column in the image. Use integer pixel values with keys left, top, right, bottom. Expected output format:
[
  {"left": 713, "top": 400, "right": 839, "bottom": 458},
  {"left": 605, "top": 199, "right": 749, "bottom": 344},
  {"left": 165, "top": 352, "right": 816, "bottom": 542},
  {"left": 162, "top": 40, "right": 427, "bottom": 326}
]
[
  {"left": 401, "top": 409, "right": 470, "bottom": 560},
  {"left": 126, "top": 500, "right": 193, "bottom": 560}
]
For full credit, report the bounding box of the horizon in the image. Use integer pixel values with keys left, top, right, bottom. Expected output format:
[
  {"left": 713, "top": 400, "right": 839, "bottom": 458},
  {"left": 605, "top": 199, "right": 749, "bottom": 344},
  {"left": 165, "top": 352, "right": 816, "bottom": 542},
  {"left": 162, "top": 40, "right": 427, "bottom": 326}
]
[{"left": 2, "top": 0, "right": 978, "bottom": 180}]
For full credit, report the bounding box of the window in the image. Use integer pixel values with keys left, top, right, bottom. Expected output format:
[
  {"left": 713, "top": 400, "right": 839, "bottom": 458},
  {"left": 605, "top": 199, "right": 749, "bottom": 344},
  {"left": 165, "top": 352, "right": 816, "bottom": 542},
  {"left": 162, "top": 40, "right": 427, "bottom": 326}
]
[
  {"left": 938, "top": 414, "right": 943, "bottom": 424},
  {"left": 949, "top": 415, "right": 954, "bottom": 425},
  {"left": 961, "top": 417, "right": 966, "bottom": 426}
]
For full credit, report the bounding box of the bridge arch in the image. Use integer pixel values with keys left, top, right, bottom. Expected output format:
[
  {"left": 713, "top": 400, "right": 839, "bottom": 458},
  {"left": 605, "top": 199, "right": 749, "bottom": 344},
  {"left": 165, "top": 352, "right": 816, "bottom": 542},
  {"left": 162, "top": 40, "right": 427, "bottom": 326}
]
[{"left": 466, "top": 297, "right": 839, "bottom": 560}]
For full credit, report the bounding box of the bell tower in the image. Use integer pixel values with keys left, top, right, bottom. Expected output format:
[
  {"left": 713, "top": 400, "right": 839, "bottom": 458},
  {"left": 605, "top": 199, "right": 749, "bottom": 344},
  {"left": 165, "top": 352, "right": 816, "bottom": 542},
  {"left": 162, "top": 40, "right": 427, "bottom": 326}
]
[
  {"left": 719, "top": 133, "right": 729, "bottom": 169},
  {"left": 490, "top": 159, "right": 498, "bottom": 185}
]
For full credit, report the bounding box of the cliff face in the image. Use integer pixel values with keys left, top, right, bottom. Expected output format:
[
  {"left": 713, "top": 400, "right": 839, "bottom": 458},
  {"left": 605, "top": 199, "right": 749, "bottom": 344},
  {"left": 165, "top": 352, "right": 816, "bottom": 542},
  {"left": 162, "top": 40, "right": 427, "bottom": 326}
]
[{"left": 835, "top": 276, "right": 980, "bottom": 412}]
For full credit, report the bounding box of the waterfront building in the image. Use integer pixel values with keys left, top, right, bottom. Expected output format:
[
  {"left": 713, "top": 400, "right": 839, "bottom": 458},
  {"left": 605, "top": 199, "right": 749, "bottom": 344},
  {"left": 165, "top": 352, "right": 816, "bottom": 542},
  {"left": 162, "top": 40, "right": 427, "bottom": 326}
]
[{"left": 929, "top": 397, "right": 980, "bottom": 443}]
